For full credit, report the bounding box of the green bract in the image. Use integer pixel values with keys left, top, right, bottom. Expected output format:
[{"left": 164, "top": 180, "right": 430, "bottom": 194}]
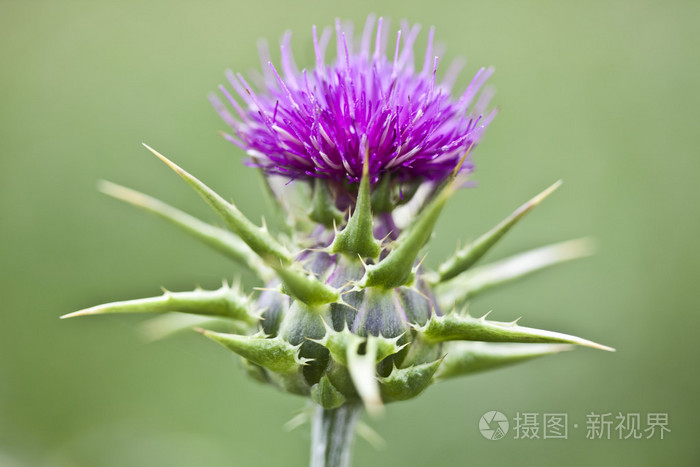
[{"left": 65, "top": 144, "right": 612, "bottom": 416}]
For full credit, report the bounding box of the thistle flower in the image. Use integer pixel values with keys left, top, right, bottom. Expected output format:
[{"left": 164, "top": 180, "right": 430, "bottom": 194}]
[
  {"left": 210, "top": 16, "right": 495, "bottom": 187},
  {"left": 65, "top": 16, "right": 612, "bottom": 467}
]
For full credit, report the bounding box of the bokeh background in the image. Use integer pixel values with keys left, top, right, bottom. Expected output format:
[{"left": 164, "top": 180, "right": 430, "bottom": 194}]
[{"left": 2, "top": 0, "right": 698, "bottom": 465}]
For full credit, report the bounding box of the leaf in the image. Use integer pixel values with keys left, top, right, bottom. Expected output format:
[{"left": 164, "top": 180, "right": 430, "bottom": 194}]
[
  {"left": 62, "top": 282, "right": 258, "bottom": 323},
  {"left": 331, "top": 150, "right": 381, "bottom": 259},
  {"left": 276, "top": 265, "right": 340, "bottom": 306},
  {"left": 98, "top": 181, "right": 272, "bottom": 281},
  {"left": 139, "top": 313, "right": 248, "bottom": 341},
  {"left": 309, "top": 178, "right": 344, "bottom": 228},
  {"left": 436, "top": 238, "right": 595, "bottom": 307},
  {"left": 346, "top": 334, "right": 384, "bottom": 416},
  {"left": 362, "top": 181, "right": 454, "bottom": 289},
  {"left": 437, "top": 181, "right": 561, "bottom": 282},
  {"left": 437, "top": 341, "right": 574, "bottom": 379},
  {"left": 143, "top": 143, "right": 291, "bottom": 266},
  {"left": 199, "top": 330, "right": 309, "bottom": 374},
  {"left": 378, "top": 358, "right": 444, "bottom": 402},
  {"left": 417, "top": 312, "right": 614, "bottom": 351},
  {"left": 311, "top": 375, "right": 347, "bottom": 409},
  {"left": 144, "top": 144, "right": 339, "bottom": 306},
  {"left": 316, "top": 324, "right": 407, "bottom": 366}
]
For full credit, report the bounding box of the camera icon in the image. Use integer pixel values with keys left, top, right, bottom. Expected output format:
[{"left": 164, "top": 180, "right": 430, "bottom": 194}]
[{"left": 479, "top": 411, "right": 509, "bottom": 440}]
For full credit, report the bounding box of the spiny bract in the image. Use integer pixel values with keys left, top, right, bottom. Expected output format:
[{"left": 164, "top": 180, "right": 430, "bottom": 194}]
[{"left": 66, "top": 17, "right": 612, "bottom": 420}]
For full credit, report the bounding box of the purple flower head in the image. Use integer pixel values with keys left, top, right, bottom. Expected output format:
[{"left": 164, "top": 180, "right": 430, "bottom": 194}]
[{"left": 211, "top": 16, "right": 496, "bottom": 185}]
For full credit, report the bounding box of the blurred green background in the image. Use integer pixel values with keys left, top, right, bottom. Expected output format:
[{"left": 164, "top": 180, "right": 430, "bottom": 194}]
[{"left": 1, "top": 0, "right": 698, "bottom": 465}]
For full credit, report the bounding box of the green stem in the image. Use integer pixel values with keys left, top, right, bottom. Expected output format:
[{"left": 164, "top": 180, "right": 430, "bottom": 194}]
[{"left": 310, "top": 404, "right": 361, "bottom": 467}]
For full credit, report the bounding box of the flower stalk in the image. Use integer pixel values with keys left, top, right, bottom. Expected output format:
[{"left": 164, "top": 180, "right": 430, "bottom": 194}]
[{"left": 311, "top": 404, "right": 362, "bottom": 467}]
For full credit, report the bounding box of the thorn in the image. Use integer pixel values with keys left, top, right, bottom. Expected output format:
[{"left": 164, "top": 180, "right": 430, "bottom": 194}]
[
  {"left": 392, "top": 331, "right": 407, "bottom": 342},
  {"left": 532, "top": 179, "right": 562, "bottom": 204},
  {"left": 357, "top": 254, "right": 368, "bottom": 269},
  {"left": 379, "top": 231, "right": 393, "bottom": 245},
  {"left": 410, "top": 287, "right": 432, "bottom": 303},
  {"left": 253, "top": 287, "right": 281, "bottom": 292},
  {"left": 319, "top": 317, "right": 334, "bottom": 334},
  {"left": 407, "top": 322, "right": 421, "bottom": 331},
  {"left": 362, "top": 145, "right": 370, "bottom": 178},
  {"left": 414, "top": 252, "right": 429, "bottom": 271},
  {"left": 60, "top": 308, "right": 91, "bottom": 319},
  {"left": 337, "top": 297, "right": 359, "bottom": 312},
  {"left": 336, "top": 279, "right": 358, "bottom": 295},
  {"left": 480, "top": 310, "right": 493, "bottom": 321},
  {"left": 292, "top": 247, "right": 311, "bottom": 259},
  {"left": 143, "top": 143, "right": 183, "bottom": 174},
  {"left": 284, "top": 411, "right": 310, "bottom": 432},
  {"left": 306, "top": 336, "right": 325, "bottom": 348},
  {"left": 303, "top": 247, "right": 329, "bottom": 253},
  {"left": 356, "top": 421, "right": 386, "bottom": 450},
  {"left": 450, "top": 142, "right": 474, "bottom": 179},
  {"left": 428, "top": 302, "right": 438, "bottom": 318}
]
